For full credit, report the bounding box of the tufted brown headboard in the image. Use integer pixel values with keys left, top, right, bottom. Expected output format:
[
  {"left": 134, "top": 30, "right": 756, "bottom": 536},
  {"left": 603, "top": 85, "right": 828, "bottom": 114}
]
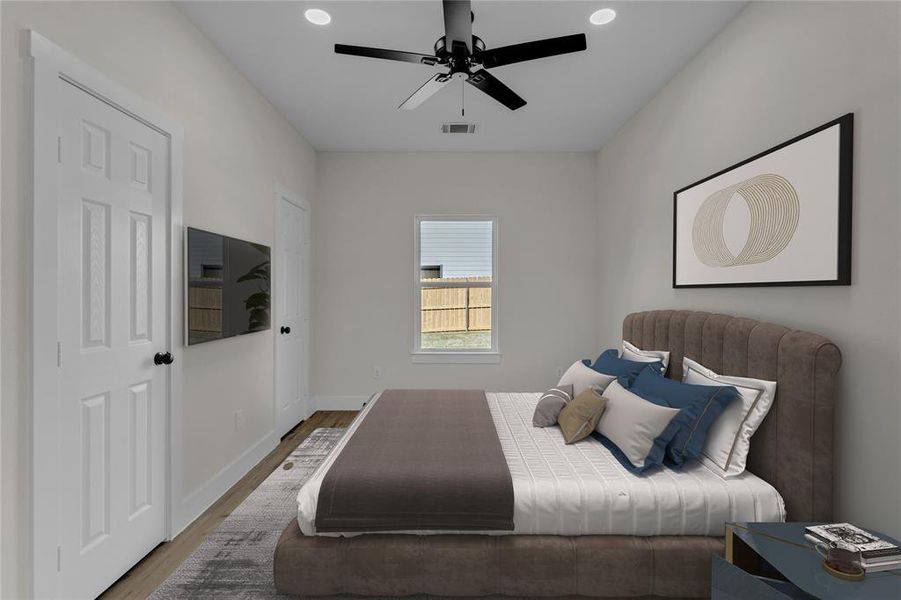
[{"left": 622, "top": 310, "right": 841, "bottom": 523}]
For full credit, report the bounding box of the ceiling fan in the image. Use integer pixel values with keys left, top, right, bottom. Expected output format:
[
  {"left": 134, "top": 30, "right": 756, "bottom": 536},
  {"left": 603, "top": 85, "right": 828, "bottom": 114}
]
[{"left": 334, "top": 0, "right": 587, "bottom": 111}]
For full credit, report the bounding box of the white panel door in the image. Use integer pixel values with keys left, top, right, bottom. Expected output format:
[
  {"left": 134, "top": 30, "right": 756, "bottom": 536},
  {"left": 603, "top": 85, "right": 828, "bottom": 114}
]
[
  {"left": 57, "top": 80, "right": 169, "bottom": 599},
  {"left": 275, "top": 195, "right": 310, "bottom": 437}
]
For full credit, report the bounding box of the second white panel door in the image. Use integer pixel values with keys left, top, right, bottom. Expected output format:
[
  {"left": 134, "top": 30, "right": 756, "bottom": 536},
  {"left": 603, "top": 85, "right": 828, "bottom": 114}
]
[{"left": 275, "top": 194, "right": 310, "bottom": 437}]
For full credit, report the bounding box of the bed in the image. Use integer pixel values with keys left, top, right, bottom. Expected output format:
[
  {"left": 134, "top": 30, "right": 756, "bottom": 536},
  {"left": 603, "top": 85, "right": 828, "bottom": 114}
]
[{"left": 274, "top": 310, "right": 841, "bottom": 598}]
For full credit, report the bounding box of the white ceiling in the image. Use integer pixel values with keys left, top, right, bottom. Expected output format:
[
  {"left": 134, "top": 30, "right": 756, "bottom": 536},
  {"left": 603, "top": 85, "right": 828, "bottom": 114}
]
[{"left": 177, "top": 1, "right": 745, "bottom": 152}]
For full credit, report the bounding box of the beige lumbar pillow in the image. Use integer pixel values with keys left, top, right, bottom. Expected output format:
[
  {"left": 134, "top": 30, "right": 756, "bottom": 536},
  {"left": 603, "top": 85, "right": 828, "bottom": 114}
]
[{"left": 557, "top": 388, "right": 607, "bottom": 444}]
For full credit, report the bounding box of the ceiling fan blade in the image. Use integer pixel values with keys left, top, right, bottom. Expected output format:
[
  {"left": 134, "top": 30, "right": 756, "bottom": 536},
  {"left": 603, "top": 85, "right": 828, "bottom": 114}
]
[
  {"left": 480, "top": 33, "right": 587, "bottom": 68},
  {"left": 466, "top": 69, "right": 526, "bottom": 111},
  {"left": 443, "top": 0, "right": 472, "bottom": 54},
  {"left": 398, "top": 73, "right": 453, "bottom": 110},
  {"left": 335, "top": 44, "right": 440, "bottom": 66}
]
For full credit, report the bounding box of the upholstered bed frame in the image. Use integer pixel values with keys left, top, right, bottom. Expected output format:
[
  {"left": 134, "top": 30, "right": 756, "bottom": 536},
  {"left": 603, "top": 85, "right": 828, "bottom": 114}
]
[{"left": 274, "top": 310, "right": 841, "bottom": 598}]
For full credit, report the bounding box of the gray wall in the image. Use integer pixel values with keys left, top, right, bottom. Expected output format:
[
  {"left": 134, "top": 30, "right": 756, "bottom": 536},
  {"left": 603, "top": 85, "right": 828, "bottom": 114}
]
[
  {"left": 313, "top": 152, "right": 598, "bottom": 399},
  {"left": 595, "top": 2, "right": 901, "bottom": 536},
  {"left": 1, "top": 2, "right": 317, "bottom": 596}
]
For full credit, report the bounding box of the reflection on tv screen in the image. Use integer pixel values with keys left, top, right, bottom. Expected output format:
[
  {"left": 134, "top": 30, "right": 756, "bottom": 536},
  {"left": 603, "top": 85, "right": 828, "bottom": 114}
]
[{"left": 186, "top": 228, "right": 270, "bottom": 345}]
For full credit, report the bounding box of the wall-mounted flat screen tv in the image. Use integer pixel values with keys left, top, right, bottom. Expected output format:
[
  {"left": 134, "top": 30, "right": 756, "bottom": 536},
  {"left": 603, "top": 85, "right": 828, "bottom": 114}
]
[{"left": 186, "top": 227, "right": 270, "bottom": 345}]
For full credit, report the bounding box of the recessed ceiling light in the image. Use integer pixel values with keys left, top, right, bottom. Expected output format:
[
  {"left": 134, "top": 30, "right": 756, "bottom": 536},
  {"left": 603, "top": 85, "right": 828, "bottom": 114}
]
[
  {"left": 589, "top": 8, "right": 616, "bottom": 26},
  {"left": 304, "top": 8, "right": 331, "bottom": 26}
]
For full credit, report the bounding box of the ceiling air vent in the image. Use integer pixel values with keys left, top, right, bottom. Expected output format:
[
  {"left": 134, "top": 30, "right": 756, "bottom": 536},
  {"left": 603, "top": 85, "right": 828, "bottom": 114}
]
[{"left": 441, "top": 123, "right": 477, "bottom": 134}]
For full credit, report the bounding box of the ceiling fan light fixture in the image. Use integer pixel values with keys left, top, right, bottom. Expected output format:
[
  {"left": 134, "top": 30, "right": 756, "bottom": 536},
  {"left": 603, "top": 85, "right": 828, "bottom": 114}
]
[
  {"left": 589, "top": 8, "right": 616, "bottom": 26},
  {"left": 304, "top": 8, "right": 331, "bottom": 26}
]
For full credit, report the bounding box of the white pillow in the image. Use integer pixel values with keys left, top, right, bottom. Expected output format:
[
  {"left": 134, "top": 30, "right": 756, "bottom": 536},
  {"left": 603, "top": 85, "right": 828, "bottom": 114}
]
[
  {"left": 682, "top": 357, "right": 777, "bottom": 477},
  {"left": 622, "top": 340, "right": 670, "bottom": 369},
  {"left": 558, "top": 361, "right": 616, "bottom": 397},
  {"left": 595, "top": 381, "right": 681, "bottom": 468}
]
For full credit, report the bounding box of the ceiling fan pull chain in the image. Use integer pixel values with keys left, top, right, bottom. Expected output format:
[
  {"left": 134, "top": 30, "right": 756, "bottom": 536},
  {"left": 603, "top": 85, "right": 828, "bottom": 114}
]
[{"left": 461, "top": 79, "right": 465, "bottom": 117}]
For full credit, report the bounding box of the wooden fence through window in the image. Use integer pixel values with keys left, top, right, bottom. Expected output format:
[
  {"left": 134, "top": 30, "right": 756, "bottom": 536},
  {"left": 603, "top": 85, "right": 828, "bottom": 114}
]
[{"left": 421, "top": 276, "right": 491, "bottom": 333}]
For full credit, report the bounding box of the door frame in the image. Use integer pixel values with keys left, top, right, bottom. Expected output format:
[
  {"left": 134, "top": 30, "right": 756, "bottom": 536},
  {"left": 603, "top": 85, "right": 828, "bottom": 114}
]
[
  {"left": 29, "top": 31, "right": 184, "bottom": 598},
  {"left": 272, "top": 184, "right": 311, "bottom": 437}
]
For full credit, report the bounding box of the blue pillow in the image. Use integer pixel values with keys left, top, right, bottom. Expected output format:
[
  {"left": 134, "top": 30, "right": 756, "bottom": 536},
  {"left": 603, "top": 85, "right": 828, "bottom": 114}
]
[
  {"left": 627, "top": 368, "right": 740, "bottom": 466},
  {"left": 588, "top": 349, "right": 664, "bottom": 383}
]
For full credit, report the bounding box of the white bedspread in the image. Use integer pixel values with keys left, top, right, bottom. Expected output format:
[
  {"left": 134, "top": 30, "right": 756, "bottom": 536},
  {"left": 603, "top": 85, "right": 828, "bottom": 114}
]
[{"left": 297, "top": 392, "right": 785, "bottom": 537}]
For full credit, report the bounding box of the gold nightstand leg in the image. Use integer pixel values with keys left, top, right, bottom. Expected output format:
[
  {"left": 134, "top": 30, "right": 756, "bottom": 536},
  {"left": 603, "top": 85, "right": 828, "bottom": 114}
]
[{"left": 725, "top": 524, "right": 734, "bottom": 563}]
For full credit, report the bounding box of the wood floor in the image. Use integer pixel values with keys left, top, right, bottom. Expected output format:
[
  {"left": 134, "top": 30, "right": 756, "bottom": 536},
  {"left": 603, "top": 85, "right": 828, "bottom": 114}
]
[{"left": 100, "top": 410, "right": 358, "bottom": 600}]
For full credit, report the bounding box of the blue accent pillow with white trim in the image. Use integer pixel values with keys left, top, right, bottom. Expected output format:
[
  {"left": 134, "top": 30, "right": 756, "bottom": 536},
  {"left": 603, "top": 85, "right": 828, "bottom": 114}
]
[
  {"left": 627, "top": 367, "right": 741, "bottom": 466},
  {"left": 588, "top": 349, "right": 665, "bottom": 382}
]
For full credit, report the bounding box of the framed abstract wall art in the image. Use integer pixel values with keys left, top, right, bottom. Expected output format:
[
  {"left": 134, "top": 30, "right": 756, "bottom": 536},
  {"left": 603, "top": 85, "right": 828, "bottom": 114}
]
[{"left": 673, "top": 113, "right": 852, "bottom": 288}]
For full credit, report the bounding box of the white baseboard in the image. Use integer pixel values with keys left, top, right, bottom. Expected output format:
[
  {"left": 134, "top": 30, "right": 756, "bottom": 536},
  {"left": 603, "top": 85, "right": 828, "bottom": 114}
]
[
  {"left": 170, "top": 399, "right": 366, "bottom": 536},
  {"left": 313, "top": 395, "right": 371, "bottom": 411},
  {"left": 172, "top": 430, "right": 278, "bottom": 536}
]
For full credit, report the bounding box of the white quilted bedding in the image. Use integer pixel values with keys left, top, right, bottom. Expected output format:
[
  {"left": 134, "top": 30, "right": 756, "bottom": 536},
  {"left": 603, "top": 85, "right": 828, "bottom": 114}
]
[{"left": 297, "top": 392, "right": 785, "bottom": 536}]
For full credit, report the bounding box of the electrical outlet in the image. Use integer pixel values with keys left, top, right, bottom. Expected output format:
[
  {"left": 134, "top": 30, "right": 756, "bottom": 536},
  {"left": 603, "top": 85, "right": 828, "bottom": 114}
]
[
  {"left": 235, "top": 409, "right": 246, "bottom": 431},
  {"left": 555, "top": 366, "right": 565, "bottom": 378},
  {"left": 372, "top": 366, "right": 382, "bottom": 379}
]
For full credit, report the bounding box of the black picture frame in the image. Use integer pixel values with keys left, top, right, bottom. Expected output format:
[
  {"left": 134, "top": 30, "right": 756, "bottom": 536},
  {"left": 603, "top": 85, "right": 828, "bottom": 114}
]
[{"left": 672, "top": 113, "right": 853, "bottom": 288}]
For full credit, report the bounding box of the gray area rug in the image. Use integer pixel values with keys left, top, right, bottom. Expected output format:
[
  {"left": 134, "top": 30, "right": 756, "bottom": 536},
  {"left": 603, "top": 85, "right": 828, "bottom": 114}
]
[
  {"left": 151, "top": 427, "right": 345, "bottom": 599},
  {"left": 151, "top": 427, "right": 534, "bottom": 600}
]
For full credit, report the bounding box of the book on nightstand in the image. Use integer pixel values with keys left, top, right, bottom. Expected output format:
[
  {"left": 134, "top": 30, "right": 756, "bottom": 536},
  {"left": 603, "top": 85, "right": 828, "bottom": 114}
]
[
  {"left": 863, "top": 559, "right": 901, "bottom": 572},
  {"left": 805, "top": 523, "right": 901, "bottom": 571}
]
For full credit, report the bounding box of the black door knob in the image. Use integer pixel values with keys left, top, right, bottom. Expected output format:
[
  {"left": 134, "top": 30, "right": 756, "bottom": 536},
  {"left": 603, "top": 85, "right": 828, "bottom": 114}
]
[
  {"left": 154, "top": 351, "right": 174, "bottom": 366},
  {"left": 280, "top": 326, "right": 291, "bottom": 335}
]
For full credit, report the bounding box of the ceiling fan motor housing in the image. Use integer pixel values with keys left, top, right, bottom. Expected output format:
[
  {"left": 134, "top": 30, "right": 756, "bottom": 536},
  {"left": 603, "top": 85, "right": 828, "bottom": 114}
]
[{"left": 434, "top": 35, "right": 486, "bottom": 74}]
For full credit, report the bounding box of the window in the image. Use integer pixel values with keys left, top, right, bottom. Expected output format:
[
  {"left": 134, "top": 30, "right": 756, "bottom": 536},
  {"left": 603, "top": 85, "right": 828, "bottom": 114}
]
[{"left": 413, "top": 216, "right": 498, "bottom": 362}]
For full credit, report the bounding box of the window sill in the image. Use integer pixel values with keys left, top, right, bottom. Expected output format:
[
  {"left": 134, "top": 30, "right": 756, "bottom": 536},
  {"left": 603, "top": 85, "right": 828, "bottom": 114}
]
[{"left": 411, "top": 352, "right": 502, "bottom": 364}]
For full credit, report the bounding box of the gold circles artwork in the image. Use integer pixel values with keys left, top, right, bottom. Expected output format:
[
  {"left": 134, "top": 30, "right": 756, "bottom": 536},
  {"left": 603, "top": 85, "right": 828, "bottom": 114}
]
[{"left": 692, "top": 173, "right": 799, "bottom": 268}]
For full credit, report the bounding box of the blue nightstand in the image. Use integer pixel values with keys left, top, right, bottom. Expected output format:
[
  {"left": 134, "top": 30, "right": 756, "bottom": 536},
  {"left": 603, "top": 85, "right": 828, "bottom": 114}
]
[{"left": 712, "top": 522, "right": 901, "bottom": 600}]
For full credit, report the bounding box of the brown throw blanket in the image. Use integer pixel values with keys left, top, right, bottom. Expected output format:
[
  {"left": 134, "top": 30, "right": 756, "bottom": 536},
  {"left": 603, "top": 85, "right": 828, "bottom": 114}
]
[{"left": 315, "top": 389, "right": 514, "bottom": 532}]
